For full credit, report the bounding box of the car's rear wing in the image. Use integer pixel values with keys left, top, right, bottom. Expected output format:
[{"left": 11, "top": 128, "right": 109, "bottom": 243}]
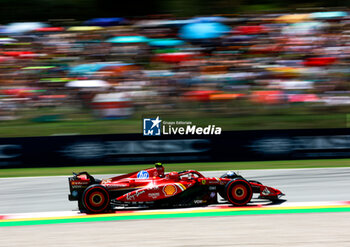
[{"left": 68, "top": 172, "right": 99, "bottom": 201}]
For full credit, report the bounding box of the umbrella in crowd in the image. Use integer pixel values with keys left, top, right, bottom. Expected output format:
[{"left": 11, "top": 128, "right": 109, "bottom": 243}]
[
  {"left": 303, "top": 57, "right": 337, "bottom": 67},
  {"left": 143, "top": 70, "right": 175, "bottom": 77},
  {"left": 209, "top": 93, "right": 244, "bottom": 101},
  {"left": 134, "top": 19, "right": 193, "bottom": 28},
  {"left": 84, "top": 17, "right": 125, "bottom": 26},
  {"left": 69, "top": 63, "right": 131, "bottom": 75},
  {"left": 179, "top": 22, "right": 230, "bottom": 39},
  {"left": 22, "top": 66, "right": 56, "bottom": 70},
  {"left": 275, "top": 14, "right": 310, "bottom": 23},
  {"left": 2, "top": 51, "right": 35, "bottom": 58},
  {"left": 282, "top": 21, "right": 325, "bottom": 35},
  {"left": 0, "top": 37, "right": 17, "bottom": 44},
  {"left": 67, "top": 26, "right": 104, "bottom": 31},
  {"left": 191, "top": 16, "right": 228, "bottom": 23},
  {"left": 233, "top": 25, "right": 267, "bottom": 35},
  {"left": 154, "top": 52, "right": 197, "bottom": 63},
  {"left": 1, "top": 22, "right": 47, "bottom": 33},
  {"left": 106, "top": 36, "right": 148, "bottom": 43},
  {"left": 311, "top": 11, "right": 347, "bottom": 19},
  {"left": 34, "top": 27, "right": 65, "bottom": 32},
  {"left": 39, "top": 78, "right": 72, "bottom": 83},
  {"left": 98, "top": 64, "right": 138, "bottom": 76},
  {"left": 148, "top": 39, "right": 185, "bottom": 47},
  {"left": 65, "top": 80, "right": 110, "bottom": 88}
]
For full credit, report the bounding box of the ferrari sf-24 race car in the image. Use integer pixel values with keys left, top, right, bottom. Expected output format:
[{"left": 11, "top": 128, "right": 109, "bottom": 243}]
[{"left": 68, "top": 163, "right": 285, "bottom": 213}]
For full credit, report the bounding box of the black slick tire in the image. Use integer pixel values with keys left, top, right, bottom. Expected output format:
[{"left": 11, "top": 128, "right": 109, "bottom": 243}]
[
  {"left": 225, "top": 179, "right": 253, "bottom": 206},
  {"left": 82, "top": 184, "right": 110, "bottom": 214}
]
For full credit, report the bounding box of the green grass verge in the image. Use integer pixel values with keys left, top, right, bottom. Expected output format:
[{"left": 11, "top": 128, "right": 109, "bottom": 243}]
[{"left": 1, "top": 159, "right": 350, "bottom": 178}]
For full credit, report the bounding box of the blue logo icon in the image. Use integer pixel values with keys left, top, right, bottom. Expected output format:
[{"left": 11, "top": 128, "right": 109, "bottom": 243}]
[
  {"left": 143, "top": 116, "right": 162, "bottom": 136},
  {"left": 137, "top": 170, "right": 149, "bottom": 179}
]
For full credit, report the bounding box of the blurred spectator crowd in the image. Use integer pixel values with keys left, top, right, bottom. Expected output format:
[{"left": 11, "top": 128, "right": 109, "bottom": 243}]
[{"left": 1, "top": 11, "right": 350, "bottom": 120}]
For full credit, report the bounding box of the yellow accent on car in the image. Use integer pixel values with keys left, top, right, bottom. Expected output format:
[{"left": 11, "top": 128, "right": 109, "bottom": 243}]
[{"left": 177, "top": 183, "right": 186, "bottom": 191}]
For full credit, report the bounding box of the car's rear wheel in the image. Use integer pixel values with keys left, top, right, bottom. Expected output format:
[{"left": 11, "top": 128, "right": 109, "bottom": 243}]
[
  {"left": 82, "top": 184, "right": 110, "bottom": 214},
  {"left": 225, "top": 179, "right": 253, "bottom": 206}
]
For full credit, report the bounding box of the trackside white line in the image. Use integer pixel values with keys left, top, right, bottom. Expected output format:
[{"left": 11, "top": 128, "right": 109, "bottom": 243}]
[
  {"left": 0, "top": 175, "right": 69, "bottom": 180},
  {"left": 264, "top": 201, "right": 350, "bottom": 207},
  {"left": 1, "top": 167, "right": 350, "bottom": 180},
  {"left": 3, "top": 211, "right": 81, "bottom": 219}
]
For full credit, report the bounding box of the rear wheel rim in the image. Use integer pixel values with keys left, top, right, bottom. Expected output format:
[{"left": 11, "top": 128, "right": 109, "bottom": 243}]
[
  {"left": 89, "top": 191, "right": 105, "bottom": 207},
  {"left": 233, "top": 185, "right": 247, "bottom": 199},
  {"left": 83, "top": 187, "right": 110, "bottom": 213}
]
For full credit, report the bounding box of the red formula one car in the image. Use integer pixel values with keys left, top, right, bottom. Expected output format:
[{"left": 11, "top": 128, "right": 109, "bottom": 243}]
[{"left": 68, "top": 163, "right": 284, "bottom": 213}]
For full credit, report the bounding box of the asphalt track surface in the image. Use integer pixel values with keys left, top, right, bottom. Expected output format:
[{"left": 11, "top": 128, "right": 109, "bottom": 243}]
[{"left": 0, "top": 167, "right": 349, "bottom": 214}]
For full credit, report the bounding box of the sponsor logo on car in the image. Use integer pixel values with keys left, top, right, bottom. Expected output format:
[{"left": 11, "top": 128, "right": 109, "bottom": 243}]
[
  {"left": 71, "top": 180, "right": 89, "bottom": 189},
  {"left": 104, "top": 184, "right": 128, "bottom": 189},
  {"left": 126, "top": 190, "right": 145, "bottom": 201},
  {"left": 137, "top": 170, "right": 149, "bottom": 179},
  {"left": 71, "top": 181, "right": 89, "bottom": 185},
  {"left": 163, "top": 185, "right": 177, "bottom": 196},
  {"left": 194, "top": 200, "right": 207, "bottom": 204},
  {"left": 148, "top": 192, "right": 160, "bottom": 199}
]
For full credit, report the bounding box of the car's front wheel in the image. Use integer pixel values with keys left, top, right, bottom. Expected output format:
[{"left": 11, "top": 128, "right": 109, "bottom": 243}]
[
  {"left": 225, "top": 179, "right": 253, "bottom": 206},
  {"left": 82, "top": 184, "right": 110, "bottom": 214}
]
